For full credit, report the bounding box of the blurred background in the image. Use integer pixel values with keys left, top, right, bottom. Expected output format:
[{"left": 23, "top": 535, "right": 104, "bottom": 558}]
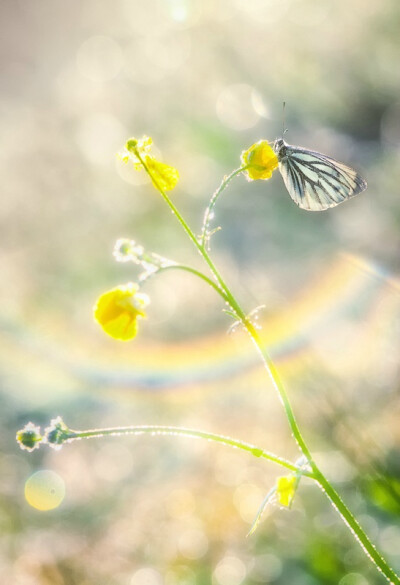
[{"left": 1, "top": 0, "right": 400, "bottom": 583}]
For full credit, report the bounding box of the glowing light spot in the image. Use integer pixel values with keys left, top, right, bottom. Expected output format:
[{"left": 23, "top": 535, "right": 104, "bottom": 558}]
[
  {"left": 25, "top": 470, "right": 65, "bottom": 511},
  {"left": 76, "top": 36, "right": 123, "bottom": 82},
  {"left": 251, "top": 553, "right": 282, "bottom": 582},
  {"left": 233, "top": 483, "right": 263, "bottom": 523},
  {"left": 168, "top": 0, "right": 189, "bottom": 22},
  {"left": 216, "top": 84, "right": 261, "bottom": 131},
  {"left": 166, "top": 0, "right": 203, "bottom": 26},
  {"left": 339, "top": 573, "right": 369, "bottom": 585},
  {"left": 251, "top": 90, "right": 271, "bottom": 119},
  {"left": 130, "top": 568, "right": 163, "bottom": 585},
  {"left": 379, "top": 525, "right": 400, "bottom": 557},
  {"left": 213, "top": 555, "right": 247, "bottom": 585},
  {"left": 178, "top": 528, "right": 209, "bottom": 560}
]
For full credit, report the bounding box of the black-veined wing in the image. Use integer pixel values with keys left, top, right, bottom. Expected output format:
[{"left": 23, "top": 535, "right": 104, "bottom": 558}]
[{"left": 274, "top": 139, "right": 367, "bottom": 211}]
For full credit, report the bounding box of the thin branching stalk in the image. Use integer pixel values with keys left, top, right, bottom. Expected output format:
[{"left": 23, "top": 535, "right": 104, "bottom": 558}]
[
  {"left": 137, "top": 151, "right": 400, "bottom": 585},
  {"left": 200, "top": 166, "right": 248, "bottom": 248},
  {"left": 140, "top": 263, "right": 231, "bottom": 303},
  {"left": 57, "top": 424, "right": 312, "bottom": 476}
]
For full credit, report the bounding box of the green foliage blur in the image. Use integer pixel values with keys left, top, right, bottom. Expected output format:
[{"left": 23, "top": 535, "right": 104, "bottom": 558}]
[{"left": 1, "top": 0, "right": 400, "bottom": 583}]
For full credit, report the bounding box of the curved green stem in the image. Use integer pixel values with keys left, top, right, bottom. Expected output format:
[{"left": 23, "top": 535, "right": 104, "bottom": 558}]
[
  {"left": 62, "top": 424, "right": 310, "bottom": 475},
  {"left": 137, "top": 153, "right": 400, "bottom": 585},
  {"left": 141, "top": 263, "right": 231, "bottom": 304},
  {"left": 136, "top": 152, "right": 237, "bottom": 307},
  {"left": 200, "top": 166, "right": 248, "bottom": 248}
]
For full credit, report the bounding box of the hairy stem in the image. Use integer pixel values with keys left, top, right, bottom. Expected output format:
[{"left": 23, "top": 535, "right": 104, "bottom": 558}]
[
  {"left": 62, "top": 424, "right": 310, "bottom": 475},
  {"left": 200, "top": 166, "right": 248, "bottom": 248}
]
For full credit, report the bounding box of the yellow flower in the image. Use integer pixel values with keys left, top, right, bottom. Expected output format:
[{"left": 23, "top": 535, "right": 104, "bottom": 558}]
[
  {"left": 123, "top": 136, "right": 153, "bottom": 169},
  {"left": 276, "top": 474, "right": 297, "bottom": 508},
  {"left": 145, "top": 157, "right": 180, "bottom": 192},
  {"left": 241, "top": 140, "right": 279, "bottom": 181},
  {"left": 94, "top": 283, "right": 149, "bottom": 341},
  {"left": 118, "top": 136, "right": 179, "bottom": 191}
]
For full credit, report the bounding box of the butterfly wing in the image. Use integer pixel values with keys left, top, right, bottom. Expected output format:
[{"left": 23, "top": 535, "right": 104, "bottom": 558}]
[{"left": 278, "top": 146, "right": 367, "bottom": 211}]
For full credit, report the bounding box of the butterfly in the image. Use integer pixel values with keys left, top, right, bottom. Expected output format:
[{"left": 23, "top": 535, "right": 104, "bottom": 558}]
[{"left": 273, "top": 137, "right": 367, "bottom": 211}]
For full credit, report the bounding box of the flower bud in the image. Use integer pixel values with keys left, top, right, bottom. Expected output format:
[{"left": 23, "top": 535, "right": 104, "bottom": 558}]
[
  {"left": 44, "top": 417, "right": 72, "bottom": 450},
  {"left": 113, "top": 238, "right": 144, "bottom": 264},
  {"left": 16, "top": 422, "right": 42, "bottom": 452}
]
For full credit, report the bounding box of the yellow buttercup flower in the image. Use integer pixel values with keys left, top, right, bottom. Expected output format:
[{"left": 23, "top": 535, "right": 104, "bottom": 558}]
[
  {"left": 241, "top": 140, "right": 279, "bottom": 181},
  {"left": 94, "top": 283, "right": 149, "bottom": 341},
  {"left": 276, "top": 474, "right": 297, "bottom": 508},
  {"left": 118, "top": 136, "right": 179, "bottom": 191}
]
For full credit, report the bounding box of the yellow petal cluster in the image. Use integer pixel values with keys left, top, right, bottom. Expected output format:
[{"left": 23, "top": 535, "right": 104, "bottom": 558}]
[
  {"left": 119, "top": 136, "right": 179, "bottom": 191},
  {"left": 94, "top": 283, "right": 149, "bottom": 341},
  {"left": 241, "top": 140, "right": 279, "bottom": 181},
  {"left": 276, "top": 474, "right": 297, "bottom": 507},
  {"left": 145, "top": 157, "right": 180, "bottom": 191}
]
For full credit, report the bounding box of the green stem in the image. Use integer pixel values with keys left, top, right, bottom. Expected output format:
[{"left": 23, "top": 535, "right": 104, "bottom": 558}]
[
  {"left": 136, "top": 153, "right": 230, "bottom": 294},
  {"left": 140, "top": 263, "right": 231, "bottom": 304},
  {"left": 137, "top": 152, "right": 399, "bottom": 585},
  {"left": 200, "top": 166, "right": 248, "bottom": 248},
  {"left": 244, "top": 321, "right": 314, "bottom": 462},
  {"left": 315, "top": 470, "right": 400, "bottom": 585},
  {"left": 64, "top": 424, "right": 309, "bottom": 475}
]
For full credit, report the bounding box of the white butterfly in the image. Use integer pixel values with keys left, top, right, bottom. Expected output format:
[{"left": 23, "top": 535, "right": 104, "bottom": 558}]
[{"left": 273, "top": 138, "right": 367, "bottom": 211}]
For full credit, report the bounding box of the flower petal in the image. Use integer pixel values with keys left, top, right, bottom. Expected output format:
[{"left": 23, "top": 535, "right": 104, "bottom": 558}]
[
  {"left": 276, "top": 474, "right": 297, "bottom": 507},
  {"left": 145, "top": 157, "right": 180, "bottom": 191}
]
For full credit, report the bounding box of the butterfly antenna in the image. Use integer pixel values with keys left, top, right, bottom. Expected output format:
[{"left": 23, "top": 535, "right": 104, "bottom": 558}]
[{"left": 282, "top": 101, "right": 288, "bottom": 136}]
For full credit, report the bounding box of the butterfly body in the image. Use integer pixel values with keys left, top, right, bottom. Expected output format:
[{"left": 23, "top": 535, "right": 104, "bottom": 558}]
[{"left": 273, "top": 138, "right": 367, "bottom": 211}]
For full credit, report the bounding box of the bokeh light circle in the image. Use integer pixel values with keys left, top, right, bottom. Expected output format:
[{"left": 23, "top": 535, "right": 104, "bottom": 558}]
[
  {"left": 339, "top": 573, "right": 369, "bottom": 585},
  {"left": 178, "top": 528, "right": 209, "bottom": 559},
  {"left": 216, "top": 84, "right": 262, "bottom": 130},
  {"left": 213, "top": 555, "right": 247, "bottom": 585},
  {"left": 76, "top": 36, "right": 123, "bottom": 82},
  {"left": 251, "top": 553, "right": 282, "bottom": 582},
  {"left": 130, "top": 567, "right": 163, "bottom": 585},
  {"left": 24, "top": 470, "right": 66, "bottom": 511}
]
